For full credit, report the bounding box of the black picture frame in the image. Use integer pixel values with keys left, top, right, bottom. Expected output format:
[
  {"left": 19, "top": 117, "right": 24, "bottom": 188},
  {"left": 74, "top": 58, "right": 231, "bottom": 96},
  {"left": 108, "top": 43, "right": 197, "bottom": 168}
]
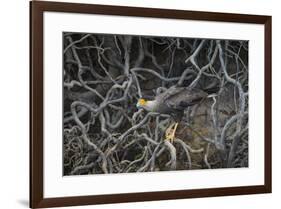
[{"left": 30, "top": 1, "right": 272, "bottom": 208}]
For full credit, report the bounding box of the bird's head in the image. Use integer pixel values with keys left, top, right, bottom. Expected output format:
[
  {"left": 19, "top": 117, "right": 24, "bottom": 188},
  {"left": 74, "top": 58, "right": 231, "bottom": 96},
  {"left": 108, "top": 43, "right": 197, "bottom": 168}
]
[
  {"left": 136, "top": 98, "right": 156, "bottom": 112},
  {"left": 136, "top": 98, "right": 148, "bottom": 109}
]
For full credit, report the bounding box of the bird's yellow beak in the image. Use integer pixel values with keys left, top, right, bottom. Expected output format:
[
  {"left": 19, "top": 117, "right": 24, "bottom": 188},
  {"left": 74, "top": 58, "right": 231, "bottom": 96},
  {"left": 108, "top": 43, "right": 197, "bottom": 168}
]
[{"left": 136, "top": 98, "right": 147, "bottom": 108}]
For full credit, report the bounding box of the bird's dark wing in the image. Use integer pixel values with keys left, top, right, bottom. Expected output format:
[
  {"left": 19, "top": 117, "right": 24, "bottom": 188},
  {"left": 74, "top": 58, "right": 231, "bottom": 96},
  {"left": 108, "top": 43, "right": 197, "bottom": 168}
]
[
  {"left": 157, "top": 86, "right": 185, "bottom": 102},
  {"left": 158, "top": 87, "right": 208, "bottom": 110}
]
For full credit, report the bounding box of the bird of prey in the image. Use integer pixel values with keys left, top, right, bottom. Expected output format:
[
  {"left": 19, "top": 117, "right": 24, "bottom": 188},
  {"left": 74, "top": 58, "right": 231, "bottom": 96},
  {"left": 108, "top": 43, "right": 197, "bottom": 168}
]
[{"left": 136, "top": 86, "right": 218, "bottom": 143}]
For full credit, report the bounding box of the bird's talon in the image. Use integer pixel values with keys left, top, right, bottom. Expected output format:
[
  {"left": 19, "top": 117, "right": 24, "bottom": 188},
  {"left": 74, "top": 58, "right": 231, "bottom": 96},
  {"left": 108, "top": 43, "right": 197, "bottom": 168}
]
[{"left": 165, "top": 122, "right": 178, "bottom": 144}]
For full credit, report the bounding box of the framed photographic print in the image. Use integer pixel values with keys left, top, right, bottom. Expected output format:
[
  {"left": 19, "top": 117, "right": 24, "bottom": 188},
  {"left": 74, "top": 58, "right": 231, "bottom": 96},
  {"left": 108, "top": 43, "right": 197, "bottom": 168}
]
[{"left": 30, "top": 0, "right": 272, "bottom": 208}]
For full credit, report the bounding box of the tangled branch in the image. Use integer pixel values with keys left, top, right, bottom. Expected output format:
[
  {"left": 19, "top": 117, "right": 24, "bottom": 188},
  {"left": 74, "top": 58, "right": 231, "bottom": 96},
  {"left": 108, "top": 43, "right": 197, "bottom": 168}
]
[{"left": 63, "top": 33, "right": 249, "bottom": 175}]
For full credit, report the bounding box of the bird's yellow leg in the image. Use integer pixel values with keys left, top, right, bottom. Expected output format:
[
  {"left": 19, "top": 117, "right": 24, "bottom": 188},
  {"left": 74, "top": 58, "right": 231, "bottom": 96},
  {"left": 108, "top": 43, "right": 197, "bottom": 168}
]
[{"left": 165, "top": 122, "right": 179, "bottom": 143}]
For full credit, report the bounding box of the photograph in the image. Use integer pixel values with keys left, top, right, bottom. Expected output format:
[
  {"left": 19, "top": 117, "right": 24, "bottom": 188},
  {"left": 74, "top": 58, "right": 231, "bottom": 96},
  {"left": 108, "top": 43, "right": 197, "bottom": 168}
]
[{"left": 63, "top": 32, "right": 249, "bottom": 175}]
